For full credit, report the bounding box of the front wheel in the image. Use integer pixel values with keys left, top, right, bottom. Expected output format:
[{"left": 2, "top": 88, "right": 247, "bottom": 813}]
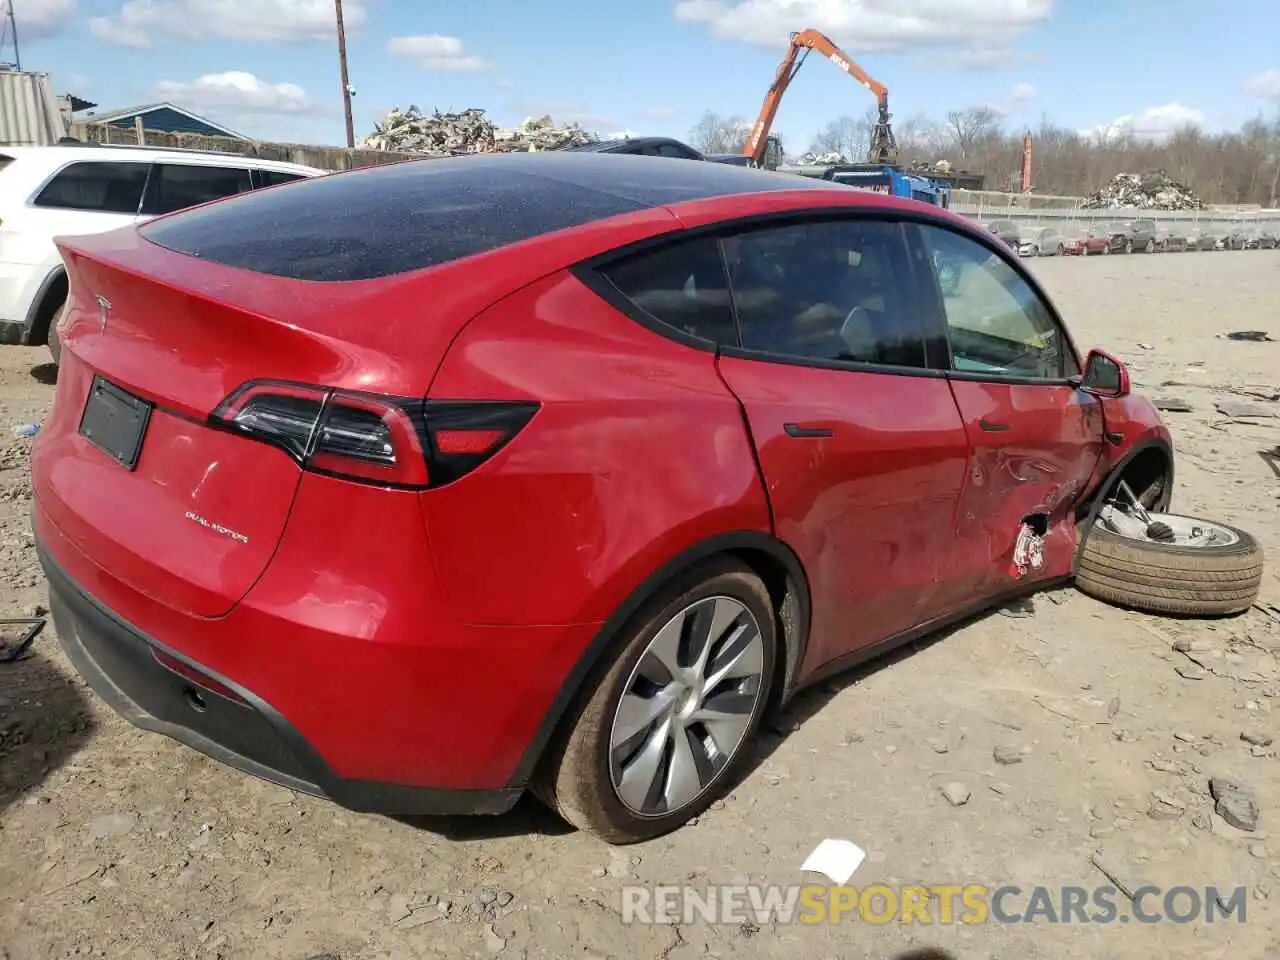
[
  {"left": 1125, "top": 239, "right": 1134, "bottom": 254},
  {"left": 1077, "top": 508, "right": 1263, "bottom": 616},
  {"left": 1103, "top": 243, "right": 1110, "bottom": 255},
  {"left": 1145, "top": 239, "right": 1155, "bottom": 253},
  {"left": 534, "top": 559, "right": 777, "bottom": 843}
]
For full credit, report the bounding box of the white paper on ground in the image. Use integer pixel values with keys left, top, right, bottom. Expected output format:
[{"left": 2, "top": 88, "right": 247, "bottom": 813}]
[{"left": 799, "top": 838, "right": 867, "bottom": 886}]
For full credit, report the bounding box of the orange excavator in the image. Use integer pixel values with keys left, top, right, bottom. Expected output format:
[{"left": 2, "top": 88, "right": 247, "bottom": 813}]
[{"left": 743, "top": 29, "right": 898, "bottom": 168}]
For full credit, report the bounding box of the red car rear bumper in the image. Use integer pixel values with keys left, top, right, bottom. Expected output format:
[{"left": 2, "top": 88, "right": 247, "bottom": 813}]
[{"left": 35, "top": 500, "right": 599, "bottom": 815}]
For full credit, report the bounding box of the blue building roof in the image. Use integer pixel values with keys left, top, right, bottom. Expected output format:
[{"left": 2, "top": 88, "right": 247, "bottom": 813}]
[{"left": 82, "top": 102, "right": 246, "bottom": 140}]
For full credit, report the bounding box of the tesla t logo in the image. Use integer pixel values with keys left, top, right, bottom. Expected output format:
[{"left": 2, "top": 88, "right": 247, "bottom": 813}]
[{"left": 95, "top": 295, "right": 111, "bottom": 332}]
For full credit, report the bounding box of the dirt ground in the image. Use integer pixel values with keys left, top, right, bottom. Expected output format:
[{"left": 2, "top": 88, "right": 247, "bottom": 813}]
[{"left": 1, "top": 251, "right": 1278, "bottom": 960}]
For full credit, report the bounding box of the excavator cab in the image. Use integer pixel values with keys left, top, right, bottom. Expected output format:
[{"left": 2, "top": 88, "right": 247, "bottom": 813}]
[{"left": 762, "top": 136, "right": 783, "bottom": 171}]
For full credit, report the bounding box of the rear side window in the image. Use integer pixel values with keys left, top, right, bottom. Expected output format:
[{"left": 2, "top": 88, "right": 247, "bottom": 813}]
[
  {"left": 141, "top": 164, "right": 253, "bottom": 216},
  {"left": 598, "top": 237, "right": 736, "bottom": 345},
  {"left": 722, "top": 219, "right": 928, "bottom": 369},
  {"left": 33, "top": 161, "right": 149, "bottom": 214},
  {"left": 255, "top": 170, "right": 308, "bottom": 188}
]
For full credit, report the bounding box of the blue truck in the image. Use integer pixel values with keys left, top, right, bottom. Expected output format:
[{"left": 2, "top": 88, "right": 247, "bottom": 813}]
[{"left": 778, "top": 162, "right": 952, "bottom": 208}]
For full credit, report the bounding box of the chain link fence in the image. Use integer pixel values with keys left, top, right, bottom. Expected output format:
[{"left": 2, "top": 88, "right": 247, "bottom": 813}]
[{"left": 949, "top": 190, "right": 1280, "bottom": 232}]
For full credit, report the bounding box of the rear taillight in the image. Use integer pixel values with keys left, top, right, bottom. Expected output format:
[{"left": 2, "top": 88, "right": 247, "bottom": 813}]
[{"left": 210, "top": 380, "right": 537, "bottom": 489}]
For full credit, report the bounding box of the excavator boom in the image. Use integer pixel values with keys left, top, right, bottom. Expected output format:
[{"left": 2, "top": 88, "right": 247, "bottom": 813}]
[{"left": 743, "top": 28, "right": 897, "bottom": 167}]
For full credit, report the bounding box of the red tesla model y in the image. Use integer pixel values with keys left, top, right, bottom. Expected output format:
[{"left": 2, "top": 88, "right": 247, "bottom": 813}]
[{"left": 34, "top": 152, "right": 1253, "bottom": 844}]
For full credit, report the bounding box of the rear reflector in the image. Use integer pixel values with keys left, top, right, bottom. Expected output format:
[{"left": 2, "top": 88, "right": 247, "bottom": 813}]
[{"left": 210, "top": 381, "right": 537, "bottom": 489}]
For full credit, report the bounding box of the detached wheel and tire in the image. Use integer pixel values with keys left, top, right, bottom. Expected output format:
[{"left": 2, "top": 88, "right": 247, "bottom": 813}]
[
  {"left": 535, "top": 559, "right": 776, "bottom": 844},
  {"left": 1078, "top": 509, "right": 1263, "bottom": 616}
]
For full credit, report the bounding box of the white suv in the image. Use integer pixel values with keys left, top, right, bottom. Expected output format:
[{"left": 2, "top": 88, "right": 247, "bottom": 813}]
[{"left": 0, "top": 144, "right": 325, "bottom": 363}]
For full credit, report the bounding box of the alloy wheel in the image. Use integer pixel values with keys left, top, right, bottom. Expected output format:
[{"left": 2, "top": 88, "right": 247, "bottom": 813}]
[{"left": 608, "top": 595, "right": 766, "bottom": 817}]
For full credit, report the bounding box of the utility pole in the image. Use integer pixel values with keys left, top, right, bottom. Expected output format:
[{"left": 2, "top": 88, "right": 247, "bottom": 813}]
[
  {"left": 334, "top": 0, "right": 353, "bottom": 148},
  {"left": 7, "top": 1, "right": 21, "bottom": 71}
]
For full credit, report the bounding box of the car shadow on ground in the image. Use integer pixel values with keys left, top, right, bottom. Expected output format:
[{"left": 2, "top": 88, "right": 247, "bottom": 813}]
[
  {"left": 29, "top": 362, "right": 57, "bottom": 386},
  {"left": 0, "top": 643, "right": 97, "bottom": 815},
  {"left": 395, "top": 792, "right": 576, "bottom": 840},
  {"left": 397, "top": 594, "right": 1037, "bottom": 843},
  {"left": 893, "top": 951, "right": 957, "bottom": 960}
]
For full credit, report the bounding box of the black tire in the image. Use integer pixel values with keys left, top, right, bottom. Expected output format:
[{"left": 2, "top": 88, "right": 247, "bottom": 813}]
[
  {"left": 1145, "top": 239, "right": 1155, "bottom": 253},
  {"left": 1076, "top": 519, "right": 1263, "bottom": 616},
  {"left": 533, "top": 558, "right": 777, "bottom": 844},
  {"left": 1125, "top": 239, "right": 1133, "bottom": 254},
  {"left": 47, "top": 302, "right": 64, "bottom": 366}
]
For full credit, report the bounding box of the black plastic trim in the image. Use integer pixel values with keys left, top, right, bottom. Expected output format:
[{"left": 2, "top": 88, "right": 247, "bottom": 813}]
[
  {"left": 717, "top": 344, "right": 949, "bottom": 379},
  {"left": 38, "top": 540, "right": 521, "bottom": 816},
  {"left": 803, "top": 575, "right": 1074, "bottom": 688},
  {"left": 506, "top": 529, "right": 812, "bottom": 787},
  {"left": 1071, "top": 436, "right": 1175, "bottom": 573}
]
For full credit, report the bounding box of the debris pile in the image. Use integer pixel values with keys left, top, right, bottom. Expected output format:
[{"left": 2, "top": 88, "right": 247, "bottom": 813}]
[
  {"left": 364, "top": 106, "right": 599, "bottom": 156},
  {"left": 1082, "top": 172, "right": 1206, "bottom": 210},
  {"left": 798, "top": 150, "right": 847, "bottom": 164},
  {"left": 495, "top": 114, "right": 599, "bottom": 152}
]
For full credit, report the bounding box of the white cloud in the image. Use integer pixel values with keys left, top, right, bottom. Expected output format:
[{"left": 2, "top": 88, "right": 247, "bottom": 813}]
[
  {"left": 14, "top": 0, "right": 77, "bottom": 39},
  {"left": 387, "top": 35, "right": 487, "bottom": 73},
  {"left": 638, "top": 106, "right": 677, "bottom": 121},
  {"left": 155, "top": 71, "right": 333, "bottom": 117},
  {"left": 1244, "top": 70, "right": 1280, "bottom": 100},
  {"left": 1081, "top": 103, "right": 1205, "bottom": 143},
  {"left": 1011, "top": 81, "right": 1036, "bottom": 102},
  {"left": 89, "top": 0, "right": 365, "bottom": 47},
  {"left": 674, "top": 0, "right": 1052, "bottom": 54}
]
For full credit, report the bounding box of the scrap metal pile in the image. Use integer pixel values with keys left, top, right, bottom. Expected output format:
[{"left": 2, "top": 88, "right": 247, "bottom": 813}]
[
  {"left": 364, "top": 106, "right": 600, "bottom": 156},
  {"left": 1082, "top": 172, "right": 1207, "bottom": 210}
]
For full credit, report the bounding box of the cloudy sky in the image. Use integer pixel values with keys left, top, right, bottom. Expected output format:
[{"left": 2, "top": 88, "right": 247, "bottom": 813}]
[{"left": 12, "top": 0, "right": 1280, "bottom": 148}]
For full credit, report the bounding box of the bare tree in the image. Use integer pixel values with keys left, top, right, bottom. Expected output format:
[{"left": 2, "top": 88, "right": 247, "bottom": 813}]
[
  {"left": 705, "top": 98, "right": 1280, "bottom": 206},
  {"left": 944, "top": 106, "right": 1003, "bottom": 163},
  {"left": 688, "top": 111, "right": 749, "bottom": 154},
  {"left": 807, "top": 108, "right": 877, "bottom": 161}
]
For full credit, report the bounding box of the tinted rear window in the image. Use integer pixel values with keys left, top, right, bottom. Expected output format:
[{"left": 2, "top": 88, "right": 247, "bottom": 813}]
[
  {"left": 255, "top": 169, "right": 308, "bottom": 187},
  {"left": 141, "top": 157, "right": 649, "bottom": 282},
  {"left": 34, "top": 160, "right": 149, "bottom": 213}
]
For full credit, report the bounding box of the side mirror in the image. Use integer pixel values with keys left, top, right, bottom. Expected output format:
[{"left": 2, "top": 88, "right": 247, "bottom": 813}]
[{"left": 1078, "top": 348, "right": 1130, "bottom": 398}]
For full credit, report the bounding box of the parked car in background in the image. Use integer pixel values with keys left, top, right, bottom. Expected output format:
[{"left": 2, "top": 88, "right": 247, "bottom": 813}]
[
  {"left": 1064, "top": 226, "right": 1111, "bottom": 256},
  {"left": 1104, "top": 222, "right": 1135, "bottom": 254},
  {"left": 984, "top": 219, "right": 1020, "bottom": 250},
  {"left": 1194, "top": 231, "right": 1219, "bottom": 251},
  {"left": 1155, "top": 228, "right": 1186, "bottom": 252},
  {"left": 1018, "top": 227, "right": 1063, "bottom": 257},
  {"left": 561, "top": 137, "right": 706, "bottom": 161},
  {"left": 1128, "top": 219, "right": 1158, "bottom": 253},
  {"left": 1257, "top": 229, "right": 1278, "bottom": 250},
  {"left": 36, "top": 152, "right": 1254, "bottom": 844},
  {"left": 1225, "top": 227, "right": 1253, "bottom": 250},
  {"left": 0, "top": 144, "right": 324, "bottom": 364}
]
